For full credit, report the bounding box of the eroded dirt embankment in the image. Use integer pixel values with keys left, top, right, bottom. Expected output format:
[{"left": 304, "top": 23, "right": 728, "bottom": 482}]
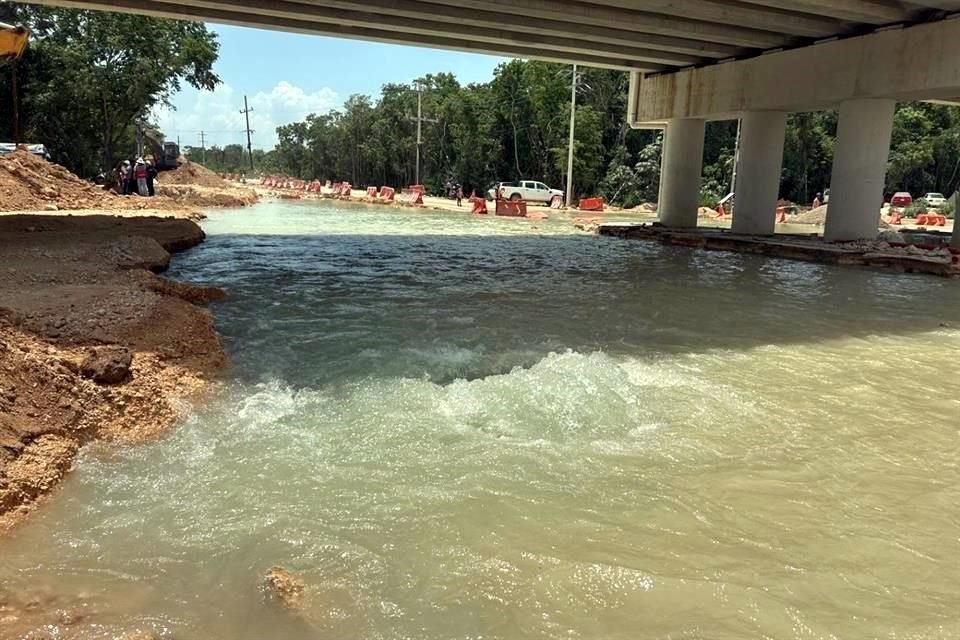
[{"left": 0, "top": 214, "right": 227, "bottom": 534}]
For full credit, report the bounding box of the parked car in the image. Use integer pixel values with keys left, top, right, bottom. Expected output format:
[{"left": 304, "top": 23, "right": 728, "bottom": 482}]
[
  {"left": 921, "top": 192, "right": 947, "bottom": 208},
  {"left": 890, "top": 191, "right": 913, "bottom": 208},
  {"left": 487, "top": 180, "right": 563, "bottom": 204}
]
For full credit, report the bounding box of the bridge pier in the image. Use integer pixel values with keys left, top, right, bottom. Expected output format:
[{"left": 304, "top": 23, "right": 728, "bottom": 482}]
[
  {"left": 823, "top": 99, "right": 896, "bottom": 242},
  {"left": 732, "top": 111, "right": 788, "bottom": 236},
  {"left": 658, "top": 118, "right": 705, "bottom": 228}
]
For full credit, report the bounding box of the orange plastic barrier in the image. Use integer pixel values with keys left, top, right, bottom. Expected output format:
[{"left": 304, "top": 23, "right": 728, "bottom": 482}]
[
  {"left": 378, "top": 186, "right": 396, "bottom": 201},
  {"left": 409, "top": 184, "right": 425, "bottom": 194},
  {"left": 496, "top": 199, "right": 528, "bottom": 217},
  {"left": 396, "top": 191, "right": 424, "bottom": 206},
  {"left": 470, "top": 197, "right": 488, "bottom": 215},
  {"left": 775, "top": 210, "right": 787, "bottom": 224},
  {"left": 916, "top": 213, "right": 944, "bottom": 226},
  {"left": 716, "top": 205, "right": 726, "bottom": 219},
  {"left": 888, "top": 212, "right": 903, "bottom": 225},
  {"left": 367, "top": 186, "right": 378, "bottom": 197},
  {"left": 339, "top": 183, "right": 353, "bottom": 197},
  {"left": 578, "top": 197, "right": 605, "bottom": 212}
]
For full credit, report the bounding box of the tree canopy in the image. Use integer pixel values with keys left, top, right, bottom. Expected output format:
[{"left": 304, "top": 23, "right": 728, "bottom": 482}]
[
  {"left": 0, "top": 3, "right": 220, "bottom": 176},
  {"left": 258, "top": 59, "right": 960, "bottom": 207}
]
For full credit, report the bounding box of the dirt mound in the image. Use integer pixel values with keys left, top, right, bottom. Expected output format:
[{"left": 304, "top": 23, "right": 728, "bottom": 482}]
[
  {"left": 698, "top": 206, "right": 718, "bottom": 218},
  {"left": 0, "top": 149, "right": 121, "bottom": 212},
  {"left": 791, "top": 205, "right": 890, "bottom": 229},
  {"left": 157, "top": 183, "right": 258, "bottom": 208},
  {"left": 792, "top": 205, "right": 828, "bottom": 225},
  {"left": 0, "top": 149, "right": 204, "bottom": 215},
  {"left": 159, "top": 161, "right": 228, "bottom": 188}
]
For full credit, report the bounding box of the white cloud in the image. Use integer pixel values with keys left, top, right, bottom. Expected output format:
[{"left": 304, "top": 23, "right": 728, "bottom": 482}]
[{"left": 154, "top": 81, "right": 338, "bottom": 150}]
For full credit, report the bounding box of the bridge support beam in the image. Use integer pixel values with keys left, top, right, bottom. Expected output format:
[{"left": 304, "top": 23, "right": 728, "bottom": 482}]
[
  {"left": 659, "top": 118, "right": 705, "bottom": 228},
  {"left": 952, "top": 204, "right": 960, "bottom": 249},
  {"left": 823, "top": 99, "right": 895, "bottom": 242},
  {"left": 732, "top": 111, "right": 788, "bottom": 236}
]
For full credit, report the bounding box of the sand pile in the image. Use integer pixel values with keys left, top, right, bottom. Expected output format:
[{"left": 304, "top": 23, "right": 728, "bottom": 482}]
[
  {"left": 792, "top": 205, "right": 829, "bottom": 225},
  {"left": 157, "top": 183, "right": 258, "bottom": 208},
  {"left": 698, "top": 206, "right": 718, "bottom": 218},
  {"left": 791, "top": 205, "right": 890, "bottom": 229},
  {"left": 158, "top": 161, "right": 228, "bottom": 188},
  {"left": 0, "top": 149, "right": 122, "bottom": 212}
]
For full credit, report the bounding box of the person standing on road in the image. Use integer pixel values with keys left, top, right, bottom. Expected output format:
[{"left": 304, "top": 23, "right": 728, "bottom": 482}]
[
  {"left": 456, "top": 184, "right": 463, "bottom": 207},
  {"left": 146, "top": 159, "right": 157, "bottom": 197},
  {"left": 119, "top": 160, "right": 131, "bottom": 195},
  {"left": 133, "top": 157, "right": 149, "bottom": 196}
]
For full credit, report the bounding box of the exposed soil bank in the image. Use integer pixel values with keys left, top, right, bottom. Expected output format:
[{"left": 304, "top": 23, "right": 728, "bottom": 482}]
[{"left": 0, "top": 214, "right": 227, "bottom": 535}]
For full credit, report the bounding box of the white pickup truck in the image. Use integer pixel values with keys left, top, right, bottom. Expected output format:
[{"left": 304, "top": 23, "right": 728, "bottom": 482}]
[
  {"left": 921, "top": 192, "right": 947, "bottom": 208},
  {"left": 487, "top": 180, "right": 563, "bottom": 205}
]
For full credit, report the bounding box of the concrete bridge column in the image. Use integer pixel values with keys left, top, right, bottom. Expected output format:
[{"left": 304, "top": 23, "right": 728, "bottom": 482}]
[
  {"left": 732, "top": 111, "right": 788, "bottom": 236},
  {"left": 659, "top": 118, "right": 705, "bottom": 228},
  {"left": 824, "top": 99, "right": 896, "bottom": 242}
]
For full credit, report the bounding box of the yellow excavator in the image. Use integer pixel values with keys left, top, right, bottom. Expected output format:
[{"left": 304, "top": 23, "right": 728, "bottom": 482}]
[{"left": 0, "top": 22, "right": 29, "bottom": 58}]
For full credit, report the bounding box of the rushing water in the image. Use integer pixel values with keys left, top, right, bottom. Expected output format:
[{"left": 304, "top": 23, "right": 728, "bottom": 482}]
[{"left": 3, "top": 201, "right": 960, "bottom": 639}]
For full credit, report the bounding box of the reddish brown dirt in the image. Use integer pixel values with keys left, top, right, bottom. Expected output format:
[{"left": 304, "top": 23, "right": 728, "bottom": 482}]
[
  {"left": 0, "top": 214, "right": 227, "bottom": 535},
  {"left": 0, "top": 149, "right": 257, "bottom": 215},
  {"left": 0, "top": 149, "right": 178, "bottom": 214},
  {"left": 157, "top": 183, "right": 259, "bottom": 208},
  {"left": 157, "top": 161, "right": 228, "bottom": 188}
]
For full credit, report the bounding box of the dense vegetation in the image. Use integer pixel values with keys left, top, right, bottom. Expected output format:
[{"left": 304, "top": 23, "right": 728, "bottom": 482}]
[
  {"left": 197, "top": 63, "right": 960, "bottom": 207},
  {"left": 0, "top": 4, "right": 220, "bottom": 177},
  {"left": 4, "top": 4, "right": 960, "bottom": 206}
]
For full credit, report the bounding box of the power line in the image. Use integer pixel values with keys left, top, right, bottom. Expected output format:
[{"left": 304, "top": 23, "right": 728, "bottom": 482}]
[{"left": 240, "top": 95, "right": 255, "bottom": 171}]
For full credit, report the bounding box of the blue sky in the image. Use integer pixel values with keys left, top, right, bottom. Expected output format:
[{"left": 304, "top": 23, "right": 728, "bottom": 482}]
[{"left": 154, "top": 24, "right": 506, "bottom": 150}]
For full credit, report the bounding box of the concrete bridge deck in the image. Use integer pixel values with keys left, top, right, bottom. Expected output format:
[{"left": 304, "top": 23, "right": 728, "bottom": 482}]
[{"left": 21, "top": 1, "right": 960, "bottom": 72}]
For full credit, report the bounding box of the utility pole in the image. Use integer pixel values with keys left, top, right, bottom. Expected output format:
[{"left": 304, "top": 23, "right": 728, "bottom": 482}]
[
  {"left": 240, "top": 95, "right": 255, "bottom": 170},
  {"left": 565, "top": 64, "right": 577, "bottom": 208},
  {"left": 199, "top": 131, "right": 206, "bottom": 166},
  {"left": 409, "top": 80, "right": 438, "bottom": 186},
  {"left": 135, "top": 120, "right": 144, "bottom": 159}
]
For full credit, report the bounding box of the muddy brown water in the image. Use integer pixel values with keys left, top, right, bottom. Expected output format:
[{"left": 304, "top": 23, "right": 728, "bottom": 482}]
[{"left": 2, "top": 201, "right": 959, "bottom": 639}]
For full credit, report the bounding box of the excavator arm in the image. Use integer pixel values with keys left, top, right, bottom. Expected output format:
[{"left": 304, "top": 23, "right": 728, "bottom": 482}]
[{"left": 0, "top": 22, "right": 29, "bottom": 59}]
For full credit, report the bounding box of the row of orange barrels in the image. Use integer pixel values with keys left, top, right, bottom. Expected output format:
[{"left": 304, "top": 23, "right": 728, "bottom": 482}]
[
  {"left": 261, "top": 176, "right": 429, "bottom": 205},
  {"left": 884, "top": 211, "right": 948, "bottom": 226}
]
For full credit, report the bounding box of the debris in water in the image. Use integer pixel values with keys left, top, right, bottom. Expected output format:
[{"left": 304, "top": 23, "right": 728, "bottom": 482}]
[{"left": 262, "top": 566, "right": 306, "bottom": 609}]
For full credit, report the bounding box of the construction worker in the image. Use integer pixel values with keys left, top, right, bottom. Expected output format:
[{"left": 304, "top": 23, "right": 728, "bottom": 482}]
[
  {"left": 133, "top": 158, "right": 149, "bottom": 196},
  {"left": 146, "top": 160, "right": 157, "bottom": 197},
  {"left": 119, "top": 160, "right": 131, "bottom": 195}
]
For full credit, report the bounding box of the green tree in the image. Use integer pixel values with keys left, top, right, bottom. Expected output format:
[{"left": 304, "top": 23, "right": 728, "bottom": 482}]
[{"left": 0, "top": 3, "right": 219, "bottom": 176}]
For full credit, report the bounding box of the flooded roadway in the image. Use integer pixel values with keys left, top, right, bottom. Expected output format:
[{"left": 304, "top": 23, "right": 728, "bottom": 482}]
[{"left": 2, "top": 201, "right": 959, "bottom": 639}]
